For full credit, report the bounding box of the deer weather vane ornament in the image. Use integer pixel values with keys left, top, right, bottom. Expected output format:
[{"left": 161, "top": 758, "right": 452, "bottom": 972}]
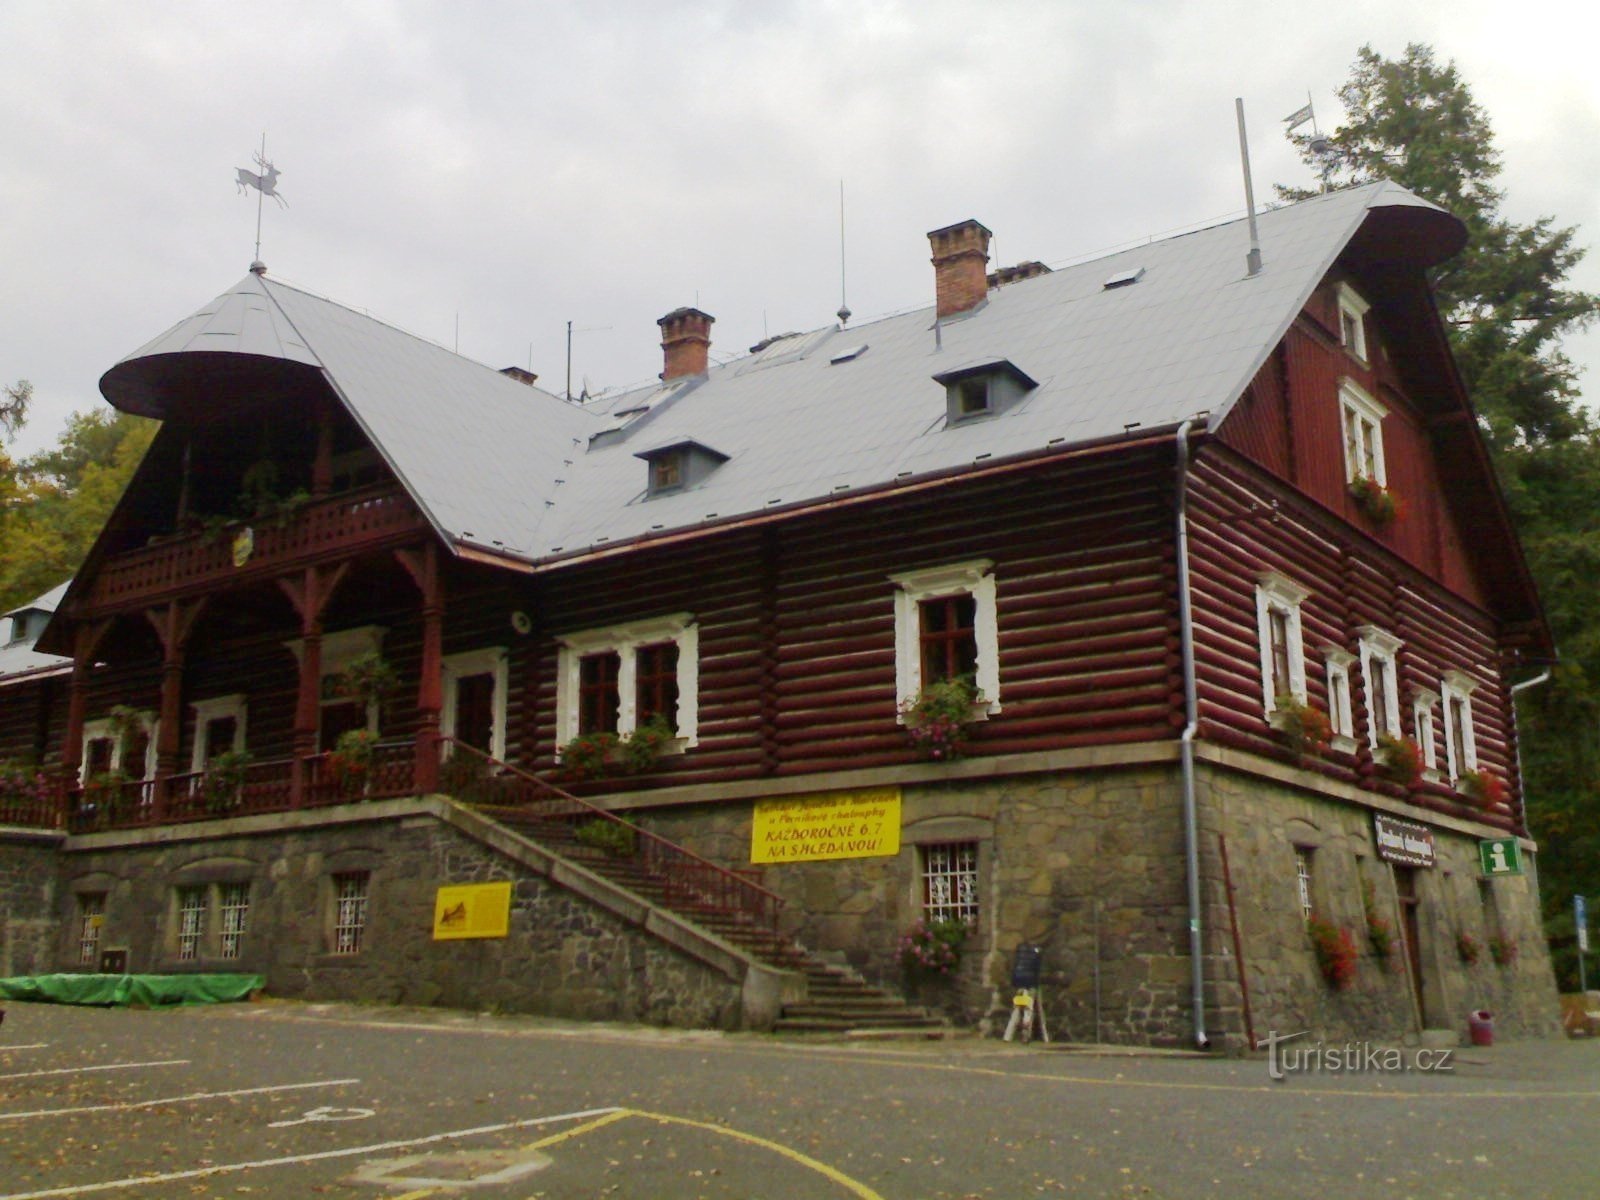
[{"left": 236, "top": 136, "right": 287, "bottom": 268}]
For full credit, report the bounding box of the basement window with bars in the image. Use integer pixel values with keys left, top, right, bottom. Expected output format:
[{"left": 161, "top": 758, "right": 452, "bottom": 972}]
[
  {"left": 176, "top": 886, "right": 208, "bottom": 962},
  {"left": 922, "top": 842, "right": 979, "bottom": 924},
  {"left": 77, "top": 893, "right": 106, "bottom": 966},
  {"left": 218, "top": 882, "right": 250, "bottom": 959},
  {"left": 1294, "top": 848, "right": 1315, "bottom": 923},
  {"left": 332, "top": 872, "right": 370, "bottom": 955}
]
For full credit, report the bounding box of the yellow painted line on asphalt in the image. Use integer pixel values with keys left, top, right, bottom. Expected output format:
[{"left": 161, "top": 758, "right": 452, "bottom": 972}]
[{"left": 526, "top": 1107, "right": 633, "bottom": 1150}]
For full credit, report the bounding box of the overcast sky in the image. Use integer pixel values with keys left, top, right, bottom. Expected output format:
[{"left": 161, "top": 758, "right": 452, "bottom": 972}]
[{"left": 3, "top": 1, "right": 1597, "bottom": 456}]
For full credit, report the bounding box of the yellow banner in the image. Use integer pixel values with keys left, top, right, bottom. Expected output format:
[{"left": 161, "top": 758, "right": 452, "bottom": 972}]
[
  {"left": 432, "top": 881, "right": 513, "bottom": 940},
  {"left": 751, "top": 788, "right": 901, "bottom": 864}
]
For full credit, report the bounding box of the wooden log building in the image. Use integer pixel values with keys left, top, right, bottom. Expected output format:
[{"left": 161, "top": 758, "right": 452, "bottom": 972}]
[{"left": 0, "top": 182, "right": 1562, "bottom": 1045}]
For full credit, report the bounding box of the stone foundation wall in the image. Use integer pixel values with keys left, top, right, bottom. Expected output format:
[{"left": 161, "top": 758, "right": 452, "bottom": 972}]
[
  {"left": 53, "top": 809, "right": 743, "bottom": 1028},
  {"left": 1, "top": 831, "right": 62, "bottom": 978}
]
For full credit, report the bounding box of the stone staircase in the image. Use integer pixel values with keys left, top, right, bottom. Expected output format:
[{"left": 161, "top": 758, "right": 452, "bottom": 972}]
[{"left": 479, "top": 805, "right": 949, "bottom": 1038}]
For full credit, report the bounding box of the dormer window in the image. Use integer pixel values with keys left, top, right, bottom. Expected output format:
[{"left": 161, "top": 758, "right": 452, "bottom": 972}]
[
  {"left": 1336, "top": 283, "right": 1371, "bottom": 362},
  {"left": 636, "top": 438, "right": 729, "bottom": 499},
  {"left": 933, "top": 359, "right": 1038, "bottom": 426}
]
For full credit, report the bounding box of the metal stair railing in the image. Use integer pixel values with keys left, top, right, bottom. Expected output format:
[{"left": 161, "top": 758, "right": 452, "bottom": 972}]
[{"left": 440, "top": 737, "right": 784, "bottom": 935}]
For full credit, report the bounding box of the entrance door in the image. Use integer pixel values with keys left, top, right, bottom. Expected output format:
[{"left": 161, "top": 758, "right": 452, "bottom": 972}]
[{"left": 1394, "top": 867, "right": 1428, "bottom": 1025}]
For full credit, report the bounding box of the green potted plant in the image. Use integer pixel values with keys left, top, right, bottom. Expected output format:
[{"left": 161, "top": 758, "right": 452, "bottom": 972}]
[
  {"left": 558, "top": 731, "right": 619, "bottom": 782},
  {"left": 1306, "top": 915, "right": 1358, "bottom": 990},
  {"left": 1375, "top": 733, "right": 1423, "bottom": 787},
  {"left": 202, "top": 749, "right": 254, "bottom": 813},
  {"left": 900, "top": 677, "right": 981, "bottom": 761},
  {"left": 898, "top": 918, "right": 970, "bottom": 978},
  {"left": 618, "top": 715, "right": 674, "bottom": 775},
  {"left": 1349, "top": 475, "right": 1401, "bottom": 526},
  {"left": 1273, "top": 694, "right": 1333, "bottom": 760},
  {"left": 573, "top": 818, "right": 637, "bottom": 858},
  {"left": 326, "top": 728, "right": 376, "bottom": 793},
  {"left": 335, "top": 654, "right": 398, "bottom": 714}
]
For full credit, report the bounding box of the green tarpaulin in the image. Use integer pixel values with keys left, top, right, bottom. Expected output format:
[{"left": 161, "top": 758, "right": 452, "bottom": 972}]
[{"left": 0, "top": 973, "right": 263, "bottom": 1007}]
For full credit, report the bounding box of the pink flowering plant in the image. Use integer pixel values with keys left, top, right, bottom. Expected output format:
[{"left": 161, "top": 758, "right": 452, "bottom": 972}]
[
  {"left": 0, "top": 761, "right": 55, "bottom": 818},
  {"left": 899, "top": 918, "right": 970, "bottom": 978},
  {"left": 901, "top": 677, "right": 981, "bottom": 761}
]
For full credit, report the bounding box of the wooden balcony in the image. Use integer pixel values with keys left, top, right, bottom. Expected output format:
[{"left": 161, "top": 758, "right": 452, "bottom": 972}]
[{"left": 86, "top": 485, "right": 429, "bottom": 611}]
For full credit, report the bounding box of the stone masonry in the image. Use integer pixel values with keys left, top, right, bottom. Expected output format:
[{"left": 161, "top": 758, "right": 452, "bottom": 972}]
[{"left": 1, "top": 830, "right": 62, "bottom": 977}]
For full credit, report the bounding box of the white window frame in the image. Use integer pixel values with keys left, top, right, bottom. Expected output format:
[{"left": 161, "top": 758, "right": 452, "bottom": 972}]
[
  {"left": 175, "top": 885, "right": 208, "bottom": 962},
  {"left": 921, "top": 841, "right": 979, "bottom": 924},
  {"left": 1336, "top": 282, "right": 1371, "bottom": 363},
  {"left": 1442, "top": 670, "right": 1480, "bottom": 781},
  {"left": 1412, "top": 686, "right": 1441, "bottom": 778},
  {"left": 1357, "top": 627, "right": 1404, "bottom": 749},
  {"left": 441, "top": 646, "right": 510, "bottom": 761},
  {"left": 1255, "top": 572, "right": 1309, "bottom": 716},
  {"left": 188, "top": 695, "right": 247, "bottom": 774},
  {"left": 218, "top": 882, "right": 250, "bottom": 960},
  {"left": 890, "top": 559, "right": 1001, "bottom": 718},
  {"left": 1321, "top": 647, "right": 1357, "bottom": 749},
  {"left": 554, "top": 613, "right": 699, "bottom": 750},
  {"left": 80, "top": 710, "right": 159, "bottom": 783},
  {"left": 332, "top": 872, "right": 370, "bottom": 956},
  {"left": 1340, "top": 379, "right": 1388, "bottom": 486},
  {"left": 1293, "top": 847, "right": 1315, "bottom": 922},
  {"left": 285, "top": 625, "right": 387, "bottom": 740}
]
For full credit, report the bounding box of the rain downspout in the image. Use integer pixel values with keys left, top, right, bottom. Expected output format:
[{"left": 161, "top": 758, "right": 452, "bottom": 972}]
[
  {"left": 1509, "top": 668, "right": 1553, "bottom": 820},
  {"left": 1175, "top": 417, "right": 1210, "bottom": 1049}
]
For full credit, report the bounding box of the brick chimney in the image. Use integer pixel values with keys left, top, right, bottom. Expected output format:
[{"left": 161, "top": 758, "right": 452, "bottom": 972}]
[
  {"left": 928, "top": 219, "right": 992, "bottom": 318},
  {"left": 658, "top": 307, "right": 715, "bottom": 380}
]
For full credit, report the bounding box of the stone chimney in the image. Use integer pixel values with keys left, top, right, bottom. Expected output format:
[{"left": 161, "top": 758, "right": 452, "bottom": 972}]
[
  {"left": 988, "top": 260, "right": 1052, "bottom": 288},
  {"left": 928, "top": 219, "right": 992, "bottom": 319},
  {"left": 658, "top": 307, "right": 716, "bottom": 381}
]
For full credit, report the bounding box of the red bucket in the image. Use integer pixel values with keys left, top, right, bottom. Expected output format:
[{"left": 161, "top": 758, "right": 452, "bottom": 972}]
[{"left": 1468, "top": 1010, "right": 1494, "bottom": 1047}]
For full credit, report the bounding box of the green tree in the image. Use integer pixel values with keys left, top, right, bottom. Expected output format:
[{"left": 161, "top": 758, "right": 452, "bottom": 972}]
[
  {"left": 1282, "top": 44, "right": 1600, "bottom": 989},
  {"left": 0, "top": 405, "right": 157, "bottom": 612}
]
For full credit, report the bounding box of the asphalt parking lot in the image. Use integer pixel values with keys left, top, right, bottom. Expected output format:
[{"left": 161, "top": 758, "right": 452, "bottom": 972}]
[{"left": 3, "top": 999, "right": 1599, "bottom": 1198}]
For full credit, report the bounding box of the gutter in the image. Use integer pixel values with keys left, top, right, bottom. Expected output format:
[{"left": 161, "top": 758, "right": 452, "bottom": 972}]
[
  {"left": 1509, "top": 668, "right": 1553, "bottom": 827},
  {"left": 1174, "top": 417, "right": 1210, "bottom": 1050}
]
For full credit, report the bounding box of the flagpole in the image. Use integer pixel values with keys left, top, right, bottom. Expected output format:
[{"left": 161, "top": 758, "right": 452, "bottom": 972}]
[{"left": 255, "top": 133, "right": 267, "bottom": 263}]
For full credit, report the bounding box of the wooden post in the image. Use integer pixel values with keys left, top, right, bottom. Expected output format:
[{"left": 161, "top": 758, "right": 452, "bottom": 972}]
[
  {"left": 61, "top": 619, "right": 113, "bottom": 828},
  {"left": 279, "top": 563, "right": 348, "bottom": 808},
  {"left": 398, "top": 542, "right": 443, "bottom": 794},
  {"left": 143, "top": 600, "right": 206, "bottom": 821}
]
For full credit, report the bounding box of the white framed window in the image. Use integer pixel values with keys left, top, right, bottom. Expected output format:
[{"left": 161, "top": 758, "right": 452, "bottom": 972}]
[
  {"left": 332, "top": 871, "right": 370, "bottom": 955},
  {"left": 1357, "top": 627, "right": 1403, "bottom": 747},
  {"left": 890, "top": 560, "right": 1000, "bottom": 717},
  {"left": 441, "top": 647, "right": 509, "bottom": 760},
  {"left": 1321, "top": 647, "right": 1356, "bottom": 747},
  {"left": 1340, "top": 379, "right": 1388, "bottom": 486},
  {"left": 1256, "top": 573, "right": 1309, "bottom": 715},
  {"left": 1336, "top": 282, "right": 1371, "bottom": 363},
  {"left": 1412, "top": 687, "right": 1440, "bottom": 776},
  {"left": 176, "top": 885, "right": 207, "bottom": 962},
  {"left": 188, "top": 695, "right": 247, "bottom": 774},
  {"left": 555, "top": 614, "right": 699, "bottom": 750},
  {"left": 80, "top": 711, "right": 158, "bottom": 783},
  {"left": 218, "top": 882, "right": 250, "bottom": 959},
  {"left": 1442, "top": 670, "right": 1480, "bottom": 781},
  {"left": 1293, "top": 847, "right": 1315, "bottom": 922},
  {"left": 77, "top": 893, "right": 106, "bottom": 966},
  {"left": 921, "top": 842, "right": 979, "bottom": 924}
]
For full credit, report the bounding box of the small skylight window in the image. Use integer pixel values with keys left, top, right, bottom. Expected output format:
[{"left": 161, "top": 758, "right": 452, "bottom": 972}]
[
  {"left": 829, "top": 344, "right": 868, "bottom": 364},
  {"left": 1103, "top": 267, "right": 1145, "bottom": 289}
]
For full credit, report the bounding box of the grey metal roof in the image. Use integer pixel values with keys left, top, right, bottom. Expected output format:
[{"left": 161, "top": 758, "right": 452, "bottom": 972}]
[
  {"left": 0, "top": 582, "right": 70, "bottom": 686},
  {"left": 100, "top": 181, "right": 1459, "bottom": 571}
]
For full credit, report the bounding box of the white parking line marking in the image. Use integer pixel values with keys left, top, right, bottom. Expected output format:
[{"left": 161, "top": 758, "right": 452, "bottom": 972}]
[
  {"left": 0, "top": 1044, "right": 50, "bottom": 1052},
  {"left": 0, "top": 1077, "right": 361, "bottom": 1122},
  {"left": 0, "top": 1059, "right": 188, "bottom": 1081},
  {"left": 267, "top": 1104, "right": 376, "bottom": 1128},
  {"left": 0, "top": 1106, "right": 624, "bottom": 1200}
]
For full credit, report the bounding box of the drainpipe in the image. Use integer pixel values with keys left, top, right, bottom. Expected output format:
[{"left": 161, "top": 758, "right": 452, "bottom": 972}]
[
  {"left": 1174, "top": 418, "right": 1210, "bottom": 1050},
  {"left": 1509, "top": 668, "right": 1553, "bottom": 821}
]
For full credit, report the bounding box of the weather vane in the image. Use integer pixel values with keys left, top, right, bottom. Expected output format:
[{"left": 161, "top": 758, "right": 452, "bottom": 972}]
[{"left": 235, "top": 134, "right": 287, "bottom": 271}]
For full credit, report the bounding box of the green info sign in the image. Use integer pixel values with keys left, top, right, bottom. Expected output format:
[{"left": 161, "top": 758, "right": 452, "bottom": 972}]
[{"left": 1479, "top": 838, "right": 1523, "bottom": 877}]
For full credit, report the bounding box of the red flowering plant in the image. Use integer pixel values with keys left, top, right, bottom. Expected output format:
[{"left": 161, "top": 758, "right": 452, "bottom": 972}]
[
  {"left": 1376, "top": 734, "right": 1423, "bottom": 788},
  {"left": 1362, "top": 879, "right": 1395, "bottom": 962},
  {"left": 1306, "top": 915, "right": 1359, "bottom": 990},
  {"left": 901, "top": 677, "right": 981, "bottom": 761},
  {"left": 1456, "top": 931, "right": 1483, "bottom": 965},
  {"left": 1458, "top": 770, "right": 1507, "bottom": 811},
  {"left": 898, "top": 918, "right": 969, "bottom": 978},
  {"left": 1273, "top": 695, "right": 1332, "bottom": 761},
  {"left": 1349, "top": 476, "right": 1402, "bottom": 526}
]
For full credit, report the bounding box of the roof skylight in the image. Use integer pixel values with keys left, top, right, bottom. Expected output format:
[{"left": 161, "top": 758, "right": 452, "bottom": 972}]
[{"left": 1103, "top": 267, "right": 1146, "bottom": 289}]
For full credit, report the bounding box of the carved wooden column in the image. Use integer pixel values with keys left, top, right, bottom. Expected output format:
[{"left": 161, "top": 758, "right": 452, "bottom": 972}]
[
  {"left": 61, "top": 618, "right": 114, "bottom": 827},
  {"left": 144, "top": 598, "right": 207, "bottom": 820},
  {"left": 278, "top": 562, "right": 349, "bottom": 807},
  {"left": 398, "top": 542, "right": 443, "bottom": 794}
]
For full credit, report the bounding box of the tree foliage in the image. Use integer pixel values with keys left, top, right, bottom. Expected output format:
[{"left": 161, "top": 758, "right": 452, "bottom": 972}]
[
  {"left": 0, "top": 395, "right": 156, "bottom": 613},
  {"left": 1283, "top": 44, "right": 1600, "bottom": 988}
]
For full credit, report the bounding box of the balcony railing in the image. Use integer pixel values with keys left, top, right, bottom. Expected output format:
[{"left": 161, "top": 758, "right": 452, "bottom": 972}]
[{"left": 87, "top": 485, "right": 426, "bottom": 608}]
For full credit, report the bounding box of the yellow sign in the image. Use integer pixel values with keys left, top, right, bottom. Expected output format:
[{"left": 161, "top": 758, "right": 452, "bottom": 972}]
[
  {"left": 751, "top": 788, "right": 901, "bottom": 864},
  {"left": 230, "top": 525, "right": 254, "bottom": 567},
  {"left": 431, "top": 881, "right": 513, "bottom": 940}
]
